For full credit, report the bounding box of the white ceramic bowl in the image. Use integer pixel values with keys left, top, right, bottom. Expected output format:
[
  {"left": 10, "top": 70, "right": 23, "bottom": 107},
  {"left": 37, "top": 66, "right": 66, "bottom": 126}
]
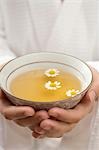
[{"left": 0, "top": 52, "right": 92, "bottom": 110}]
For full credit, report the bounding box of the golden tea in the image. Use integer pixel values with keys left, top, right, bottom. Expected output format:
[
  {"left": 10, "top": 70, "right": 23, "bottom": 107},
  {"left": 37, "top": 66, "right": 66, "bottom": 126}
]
[{"left": 10, "top": 68, "right": 82, "bottom": 102}]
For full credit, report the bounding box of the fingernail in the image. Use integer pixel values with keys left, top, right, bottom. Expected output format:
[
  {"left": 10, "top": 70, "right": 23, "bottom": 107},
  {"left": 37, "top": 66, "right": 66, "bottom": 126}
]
[
  {"left": 35, "top": 128, "right": 45, "bottom": 134},
  {"left": 43, "top": 126, "right": 51, "bottom": 130},
  {"left": 49, "top": 111, "right": 58, "bottom": 118},
  {"left": 38, "top": 135, "right": 45, "bottom": 139},
  {"left": 24, "top": 111, "right": 34, "bottom": 117}
]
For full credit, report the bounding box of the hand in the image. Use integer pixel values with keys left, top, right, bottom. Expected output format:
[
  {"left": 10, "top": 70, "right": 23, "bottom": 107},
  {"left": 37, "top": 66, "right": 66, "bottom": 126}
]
[
  {"left": 0, "top": 64, "right": 49, "bottom": 133},
  {"left": 32, "top": 67, "right": 99, "bottom": 138},
  {"left": 0, "top": 91, "right": 49, "bottom": 130}
]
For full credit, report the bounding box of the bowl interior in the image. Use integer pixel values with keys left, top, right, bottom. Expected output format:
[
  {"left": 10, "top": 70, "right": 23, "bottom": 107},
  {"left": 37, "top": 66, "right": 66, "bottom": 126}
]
[{"left": 0, "top": 52, "right": 92, "bottom": 101}]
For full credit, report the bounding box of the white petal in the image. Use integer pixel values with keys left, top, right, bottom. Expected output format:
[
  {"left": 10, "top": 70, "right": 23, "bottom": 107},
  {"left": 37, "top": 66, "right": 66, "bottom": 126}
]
[
  {"left": 57, "top": 82, "right": 61, "bottom": 85},
  {"left": 48, "top": 81, "right": 51, "bottom": 84},
  {"left": 57, "top": 85, "right": 61, "bottom": 89},
  {"left": 54, "top": 81, "right": 58, "bottom": 84},
  {"left": 76, "top": 90, "right": 80, "bottom": 93},
  {"left": 67, "top": 93, "right": 71, "bottom": 97},
  {"left": 66, "top": 90, "right": 71, "bottom": 96},
  {"left": 54, "top": 81, "right": 61, "bottom": 85}
]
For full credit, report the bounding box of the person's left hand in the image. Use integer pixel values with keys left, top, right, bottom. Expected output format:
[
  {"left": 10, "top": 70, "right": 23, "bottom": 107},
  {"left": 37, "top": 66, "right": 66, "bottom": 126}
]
[{"left": 32, "top": 67, "right": 99, "bottom": 138}]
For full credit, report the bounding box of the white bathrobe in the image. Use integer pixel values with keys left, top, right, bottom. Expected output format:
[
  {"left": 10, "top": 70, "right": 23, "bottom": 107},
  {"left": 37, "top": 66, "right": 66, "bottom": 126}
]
[{"left": 0, "top": 0, "right": 98, "bottom": 150}]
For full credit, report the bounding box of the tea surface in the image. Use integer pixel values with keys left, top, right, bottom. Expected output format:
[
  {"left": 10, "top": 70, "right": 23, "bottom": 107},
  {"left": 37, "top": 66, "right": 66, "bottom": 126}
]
[{"left": 10, "top": 69, "right": 81, "bottom": 102}]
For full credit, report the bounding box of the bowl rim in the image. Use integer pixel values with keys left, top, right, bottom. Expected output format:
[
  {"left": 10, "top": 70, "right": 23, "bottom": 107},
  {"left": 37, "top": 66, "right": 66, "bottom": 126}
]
[{"left": 0, "top": 52, "right": 93, "bottom": 104}]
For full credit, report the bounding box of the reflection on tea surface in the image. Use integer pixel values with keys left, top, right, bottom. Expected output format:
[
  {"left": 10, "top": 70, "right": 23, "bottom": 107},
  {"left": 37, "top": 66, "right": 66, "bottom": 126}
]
[{"left": 10, "top": 68, "right": 81, "bottom": 102}]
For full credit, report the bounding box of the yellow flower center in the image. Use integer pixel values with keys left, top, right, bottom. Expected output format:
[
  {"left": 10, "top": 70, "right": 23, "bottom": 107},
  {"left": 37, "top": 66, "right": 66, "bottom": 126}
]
[
  {"left": 50, "top": 83, "right": 56, "bottom": 87},
  {"left": 71, "top": 91, "right": 76, "bottom": 95},
  {"left": 49, "top": 70, "right": 55, "bottom": 75}
]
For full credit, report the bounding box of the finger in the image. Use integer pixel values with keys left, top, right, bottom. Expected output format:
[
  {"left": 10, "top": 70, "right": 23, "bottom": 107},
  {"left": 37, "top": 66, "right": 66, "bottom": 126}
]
[
  {"left": 48, "top": 90, "right": 96, "bottom": 123},
  {"left": 32, "top": 131, "right": 45, "bottom": 139},
  {"left": 16, "top": 110, "right": 49, "bottom": 127},
  {"left": 40, "top": 119, "right": 75, "bottom": 138},
  {"left": 2, "top": 106, "right": 35, "bottom": 120},
  {"left": 32, "top": 131, "right": 41, "bottom": 138},
  {"left": 29, "top": 110, "right": 49, "bottom": 129},
  {"left": 0, "top": 92, "right": 12, "bottom": 112},
  {"left": 34, "top": 126, "right": 46, "bottom": 135}
]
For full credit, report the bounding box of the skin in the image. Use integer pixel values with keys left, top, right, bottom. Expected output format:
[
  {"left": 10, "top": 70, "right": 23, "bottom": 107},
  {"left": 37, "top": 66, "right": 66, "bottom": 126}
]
[{"left": 0, "top": 67, "right": 99, "bottom": 139}]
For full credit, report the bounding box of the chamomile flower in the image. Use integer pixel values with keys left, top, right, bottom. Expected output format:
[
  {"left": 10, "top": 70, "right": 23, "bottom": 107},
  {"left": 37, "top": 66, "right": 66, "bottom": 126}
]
[
  {"left": 66, "top": 89, "right": 80, "bottom": 97},
  {"left": 45, "top": 81, "right": 61, "bottom": 90},
  {"left": 44, "top": 68, "right": 60, "bottom": 77}
]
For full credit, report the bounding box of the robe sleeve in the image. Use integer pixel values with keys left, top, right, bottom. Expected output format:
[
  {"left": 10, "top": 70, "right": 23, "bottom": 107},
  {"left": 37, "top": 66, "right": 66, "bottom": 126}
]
[{"left": 0, "top": 4, "right": 16, "bottom": 66}]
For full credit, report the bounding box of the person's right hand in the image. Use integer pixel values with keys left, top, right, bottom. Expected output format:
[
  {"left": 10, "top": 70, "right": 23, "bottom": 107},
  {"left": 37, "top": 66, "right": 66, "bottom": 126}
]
[{"left": 0, "top": 90, "right": 49, "bottom": 133}]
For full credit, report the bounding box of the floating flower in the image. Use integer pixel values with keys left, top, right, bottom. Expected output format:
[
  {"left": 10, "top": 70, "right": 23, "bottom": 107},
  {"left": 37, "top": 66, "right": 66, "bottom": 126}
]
[
  {"left": 44, "top": 69, "right": 60, "bottom": 77},
  {"left": 45, "top": 81, "right": 61, "bottom": 90},
  {"left": 66, "top": 89, "right": 80, "bottom": 97}
]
